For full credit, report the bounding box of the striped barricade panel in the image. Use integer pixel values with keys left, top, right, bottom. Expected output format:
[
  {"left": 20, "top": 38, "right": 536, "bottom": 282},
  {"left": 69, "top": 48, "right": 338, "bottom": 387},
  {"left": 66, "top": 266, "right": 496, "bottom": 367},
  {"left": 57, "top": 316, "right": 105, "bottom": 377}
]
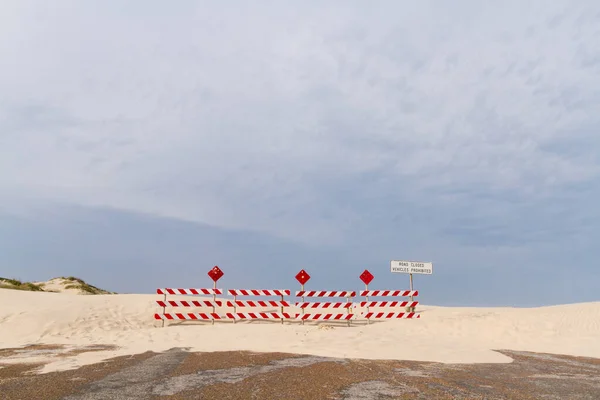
[
  {"left": 358, "top": 301, "right": 419, "bottom": 308},
  {"left": 154, "top": 313, "right": 225, "bottom": 321},
  {"left": 295, "top": 291, "right": 356, "bottom": 298},
  {"left": 295, "top": 302, "right": 352, "bottom": 309},
  {"left": 361, "top": 312, "right": 420, "bottom": 319},
  {"left": 157, "top": 288, "right": 223, "bottom": 296},
  {"left": 227, "top": 289, "right": 290, "bottom": 296},
  {"left": 227, "top": 300, "right": 291, "bottom": 308},
  {"left": 157, "top": 300, "right": 223, "bottom": 308},
  {"left": 297, "top": 313, "right": 354, "bottom": 321},
  {"left": 224, "top": 312, "right": 298, "bottom": 320},
  {"left": 359, "top": 290, "right": 418, "bottom": 297}
]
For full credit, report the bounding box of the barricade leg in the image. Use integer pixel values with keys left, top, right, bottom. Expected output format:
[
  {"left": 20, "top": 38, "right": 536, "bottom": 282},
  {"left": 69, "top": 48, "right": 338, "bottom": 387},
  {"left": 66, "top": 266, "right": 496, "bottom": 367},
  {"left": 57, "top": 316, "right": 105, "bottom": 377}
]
[
  {"left": 347, "top": 296, "right": 351, "bottom": 326},
  {"left": 233, "top": 295, "right": 237, "bottom": 324},
  {"left": 162, "top": 293, "right": 166, "bottom": 327},
  {"left": 280, "top": 294, "right": 284, "bottom": 325}
]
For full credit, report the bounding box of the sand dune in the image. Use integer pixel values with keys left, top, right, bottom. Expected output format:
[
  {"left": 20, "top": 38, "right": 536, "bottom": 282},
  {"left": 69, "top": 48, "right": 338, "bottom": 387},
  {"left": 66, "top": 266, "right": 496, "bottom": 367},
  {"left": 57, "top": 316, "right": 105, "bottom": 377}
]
[
  {"left": 0, "top": 276, "right": 112, "bottom": 295},
  {"left": 0, "top": 288, "right": 598, "bottom": 374}
]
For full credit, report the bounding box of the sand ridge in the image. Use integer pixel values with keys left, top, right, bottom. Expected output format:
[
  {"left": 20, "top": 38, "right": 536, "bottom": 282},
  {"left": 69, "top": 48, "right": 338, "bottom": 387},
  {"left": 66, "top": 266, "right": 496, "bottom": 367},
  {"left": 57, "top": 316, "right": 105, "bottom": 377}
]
[{"left": 0, "top": 289, "right": 599, "bottom": 373}]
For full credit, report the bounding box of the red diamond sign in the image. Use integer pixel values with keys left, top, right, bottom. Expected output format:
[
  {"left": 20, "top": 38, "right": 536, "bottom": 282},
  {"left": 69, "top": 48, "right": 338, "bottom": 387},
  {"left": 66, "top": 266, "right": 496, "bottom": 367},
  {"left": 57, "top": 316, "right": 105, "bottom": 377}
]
[
  {"left": 208, "top": 266, "right": 224, "bottom": 282},
  {"left": 360, "top": 269, "right": 374, "bottom": 285},
  {"left": 295, "top": 269, "right": 310, "bottom": 285}
]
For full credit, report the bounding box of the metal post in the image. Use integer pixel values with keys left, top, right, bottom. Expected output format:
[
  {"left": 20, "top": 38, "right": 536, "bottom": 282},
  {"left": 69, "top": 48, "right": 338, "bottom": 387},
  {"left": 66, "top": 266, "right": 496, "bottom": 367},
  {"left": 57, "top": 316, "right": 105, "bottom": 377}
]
[
  {"left": 347, "top": 294, "right": 351, "bottom": 326},
  {"left": 301, "top": 284, "right": 305, "bottom": 325},
  {"left": 409, "top": 273, "right": 415, "bottom": 312},
  {"left": 281, "top": 294, "right": 284, "bottom": 325},
  {"left": 233, "top": 294, "right": 237, "bottom": 324},
  {"left": 365, "top": 284, "right": 369, "bottom": 325},
  {"left": 212, "top": 281, "right": 216, "bottom": 325}
]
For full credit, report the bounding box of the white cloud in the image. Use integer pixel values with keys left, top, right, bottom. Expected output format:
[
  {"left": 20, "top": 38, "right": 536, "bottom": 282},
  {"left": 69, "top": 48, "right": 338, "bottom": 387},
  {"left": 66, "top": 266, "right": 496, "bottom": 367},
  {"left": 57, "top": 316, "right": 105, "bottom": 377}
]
[{"left": 1, "top": 0, "right": 599, "bottom": 244}]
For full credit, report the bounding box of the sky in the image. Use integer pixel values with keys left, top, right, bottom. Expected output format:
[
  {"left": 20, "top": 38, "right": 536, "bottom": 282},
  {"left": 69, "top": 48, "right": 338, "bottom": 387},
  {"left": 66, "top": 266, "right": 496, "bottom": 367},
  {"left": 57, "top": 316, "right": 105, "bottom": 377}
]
[{"left": 1, "top": 1, "right": 599, "bottom": 306}]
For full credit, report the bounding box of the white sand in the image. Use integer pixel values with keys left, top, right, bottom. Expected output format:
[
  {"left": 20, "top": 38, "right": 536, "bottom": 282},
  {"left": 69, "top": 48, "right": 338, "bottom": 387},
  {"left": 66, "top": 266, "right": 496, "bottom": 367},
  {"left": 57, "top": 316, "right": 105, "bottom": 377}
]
[{"left": 0, "top": 289, "right": 599, "bottom": 373}]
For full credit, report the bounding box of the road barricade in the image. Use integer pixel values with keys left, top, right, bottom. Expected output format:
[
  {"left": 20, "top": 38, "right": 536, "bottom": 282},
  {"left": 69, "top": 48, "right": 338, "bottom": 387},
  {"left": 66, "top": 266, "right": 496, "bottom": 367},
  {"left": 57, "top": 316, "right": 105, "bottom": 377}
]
[
  {"left": 226, "top": 289, "right": 296, "bottom": 323},
  {"left": 295, "top": 290, "right": 356, "bottom": 325},
  {"left": 357, "top": 290, "right": 420, "bottom": 320}
]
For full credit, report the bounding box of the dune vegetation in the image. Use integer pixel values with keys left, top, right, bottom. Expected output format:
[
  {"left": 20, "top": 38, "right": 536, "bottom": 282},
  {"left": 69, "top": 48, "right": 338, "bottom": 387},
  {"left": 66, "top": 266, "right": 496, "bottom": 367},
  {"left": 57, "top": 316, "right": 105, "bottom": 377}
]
[
  {"left": 0, "top": 277, "right": 44, "bottom": 292},
  {"left": 0, "top": 276, "right": 114, "bottom": 294}
]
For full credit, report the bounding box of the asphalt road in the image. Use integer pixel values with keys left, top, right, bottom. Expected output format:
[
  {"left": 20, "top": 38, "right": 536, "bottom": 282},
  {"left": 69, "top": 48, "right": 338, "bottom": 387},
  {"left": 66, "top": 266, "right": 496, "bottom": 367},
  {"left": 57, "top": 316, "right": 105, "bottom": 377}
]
[{"left": 1, "top": 346, "right": 600, "bottom": 399}]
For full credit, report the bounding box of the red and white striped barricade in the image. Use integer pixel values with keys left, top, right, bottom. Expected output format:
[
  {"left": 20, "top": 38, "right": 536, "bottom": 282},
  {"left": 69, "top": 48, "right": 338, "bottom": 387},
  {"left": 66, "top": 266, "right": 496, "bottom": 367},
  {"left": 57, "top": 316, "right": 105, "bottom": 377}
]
[
  {"left": 155, "top": 288, "right": 225, "bottom": 326},
  {"left": 357, "top": 290, "right": 420, "bottom": 321},
  {"left": 225, "top": 289, "right": 296, "bottom": 323},
  {"left": 295, "top": 290, "right": 356, "bottom": 325}
]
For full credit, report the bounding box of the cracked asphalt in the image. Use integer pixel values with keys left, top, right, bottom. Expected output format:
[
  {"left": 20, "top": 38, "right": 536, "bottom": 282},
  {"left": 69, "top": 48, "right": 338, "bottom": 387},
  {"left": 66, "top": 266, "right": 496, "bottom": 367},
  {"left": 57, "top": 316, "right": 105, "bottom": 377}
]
[{"left": 1, "top": 346, "right": 599, "bottom": 399}]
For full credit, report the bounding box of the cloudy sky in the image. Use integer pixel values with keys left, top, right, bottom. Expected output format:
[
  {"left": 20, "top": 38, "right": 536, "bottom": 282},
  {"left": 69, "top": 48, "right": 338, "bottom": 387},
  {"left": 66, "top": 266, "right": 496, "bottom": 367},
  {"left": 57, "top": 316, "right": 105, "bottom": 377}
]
[{"left": 1, "top": 0, "right": 599, "bottom": 306}]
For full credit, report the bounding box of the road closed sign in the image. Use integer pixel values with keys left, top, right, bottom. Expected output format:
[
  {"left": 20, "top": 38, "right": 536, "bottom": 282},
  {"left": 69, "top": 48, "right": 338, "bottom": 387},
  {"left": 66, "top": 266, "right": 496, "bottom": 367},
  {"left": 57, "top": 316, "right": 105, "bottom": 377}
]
[{"left": 391, "top": 260, "right": 433, "bottom": 275}]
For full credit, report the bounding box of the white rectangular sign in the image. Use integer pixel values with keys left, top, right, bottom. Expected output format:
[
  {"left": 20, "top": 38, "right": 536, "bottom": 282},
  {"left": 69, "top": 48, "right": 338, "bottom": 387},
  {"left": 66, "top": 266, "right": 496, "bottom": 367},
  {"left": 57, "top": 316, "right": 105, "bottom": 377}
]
[{"left": 391, "top": 260, "right": 433, "bottom": 275}]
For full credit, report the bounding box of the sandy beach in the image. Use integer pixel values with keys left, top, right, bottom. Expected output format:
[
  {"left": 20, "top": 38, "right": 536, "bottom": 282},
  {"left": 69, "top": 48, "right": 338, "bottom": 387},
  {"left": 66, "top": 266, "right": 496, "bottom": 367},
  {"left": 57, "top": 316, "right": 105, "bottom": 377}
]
[{"left": 1, "top": 288, "right": 598, "bottom": 375}]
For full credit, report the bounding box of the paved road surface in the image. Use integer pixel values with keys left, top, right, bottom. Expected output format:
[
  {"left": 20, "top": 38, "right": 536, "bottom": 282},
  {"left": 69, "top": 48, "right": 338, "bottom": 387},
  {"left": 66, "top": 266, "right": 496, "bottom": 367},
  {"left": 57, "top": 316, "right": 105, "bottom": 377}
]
[{"left": 1, "top": 346, "right": 599, "bottom": 399}]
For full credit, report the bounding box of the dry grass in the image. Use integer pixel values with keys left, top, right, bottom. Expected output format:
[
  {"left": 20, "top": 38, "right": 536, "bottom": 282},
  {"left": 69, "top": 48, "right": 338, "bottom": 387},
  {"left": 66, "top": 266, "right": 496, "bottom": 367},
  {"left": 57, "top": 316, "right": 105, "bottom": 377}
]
[{"left": 0, "top": 278, "right": 44, "bottom": 292}]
